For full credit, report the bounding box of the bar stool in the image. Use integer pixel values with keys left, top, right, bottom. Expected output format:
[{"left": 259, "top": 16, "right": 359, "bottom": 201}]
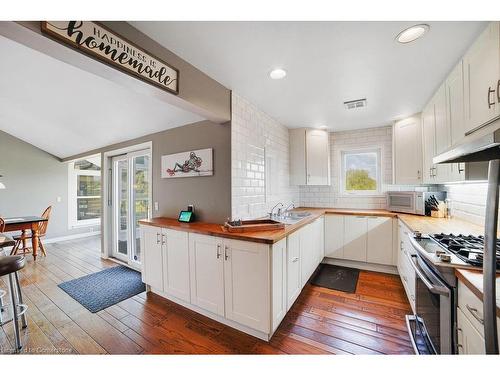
[{"left": 0, "top": 256, "right": 27, "bottom": 353}]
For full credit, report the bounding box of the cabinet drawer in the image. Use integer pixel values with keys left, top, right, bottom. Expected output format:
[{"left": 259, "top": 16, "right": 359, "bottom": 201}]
[
  {"left": 457, "top": 306, "right": 486, "bottom": 354},
  {"left": 458, "top": 281, "right": 485, "bottom": 336}
]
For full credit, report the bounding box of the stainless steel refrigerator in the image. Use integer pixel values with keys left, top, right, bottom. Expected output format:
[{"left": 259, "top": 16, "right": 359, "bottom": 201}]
[{"left": 434, "top": 128, "right": 500, "bottom": 354}]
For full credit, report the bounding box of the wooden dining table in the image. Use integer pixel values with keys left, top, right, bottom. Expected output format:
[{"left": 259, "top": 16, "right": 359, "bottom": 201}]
[{"left": 3, "top": 216, "right": 48, "bottom": 260}]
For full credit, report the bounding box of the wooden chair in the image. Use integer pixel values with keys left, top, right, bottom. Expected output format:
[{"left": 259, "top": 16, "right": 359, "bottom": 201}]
[
  {"left": 0, "top": 218, "right": 16, "bottom": 256},
  {"left": 11, "top": 206, "right": 52, "bottom": 257}
]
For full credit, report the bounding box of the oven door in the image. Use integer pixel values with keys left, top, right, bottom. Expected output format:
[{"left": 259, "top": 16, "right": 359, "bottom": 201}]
[
  {"left": 405, "top": 254, "right": 453, "bottom": 354},
  {"left": 387, "top": 193, "right": 416, "bottom": 214}
]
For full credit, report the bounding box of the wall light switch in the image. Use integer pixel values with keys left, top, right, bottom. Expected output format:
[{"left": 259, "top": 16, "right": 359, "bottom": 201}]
[{"left": 154, "top": 202, "right": 159, "bottom": 211}]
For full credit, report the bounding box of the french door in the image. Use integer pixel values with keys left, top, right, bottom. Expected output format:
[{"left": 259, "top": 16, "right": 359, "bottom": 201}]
[{"left": 111, "top": 150, "right": 151, "bottom": 267}]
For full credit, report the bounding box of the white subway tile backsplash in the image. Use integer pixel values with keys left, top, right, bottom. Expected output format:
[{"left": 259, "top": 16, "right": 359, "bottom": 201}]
[{"left": 231, "top": 93, "right": 299, "bottom": 219}]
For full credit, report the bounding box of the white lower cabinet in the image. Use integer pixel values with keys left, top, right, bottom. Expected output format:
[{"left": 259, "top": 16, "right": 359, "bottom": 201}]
[
  {"left": 163, "top": 229, "right": 190, "bottom": 303},
  {"left": 397, "top": 220, "right": 416, "bottom": 312},
  {"left": 223, "top": 238, "right": 270, "bottom": 333},
  {"left": 366, "top": 216, "right": 394, "bottom": 265},
  {"left": 457, "top": 307, "right": 486, "bottom": 354},
  {"left": 343, "top": 216, "right": 368, "bottom": 262},
  {"left": 286, "top": 230, "right": 301, "bottom": 310},
  {"left": 271, "top": 239, "right": 287, "bottom": 332},
  {"left": 140, "top": 225, "right": 164, "bottom": 291},
  {"left": 325, "top": 214, "right": 395, "bottom": 266},
  {"left": 188, "top": 233, "right": 225, "bottom": 316},
  {"left": 325, "top": 214, "right": 344, "bottom": 259}
]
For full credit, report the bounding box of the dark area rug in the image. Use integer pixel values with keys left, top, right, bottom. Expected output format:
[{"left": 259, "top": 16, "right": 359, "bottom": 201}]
[
  {"left": 58, "top": 265, "right": 145, "bottom": 313},
  {"left": 310, "top": 264, "right": 360, "bottom": 293}
]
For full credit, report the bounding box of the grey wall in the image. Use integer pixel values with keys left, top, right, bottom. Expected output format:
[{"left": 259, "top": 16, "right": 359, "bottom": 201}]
[
  {"left": 78, "top": 120, "right": 232, "bottom": 224},
  {"left": 0, "top": 130, "right": 99, "bottom": 239}
]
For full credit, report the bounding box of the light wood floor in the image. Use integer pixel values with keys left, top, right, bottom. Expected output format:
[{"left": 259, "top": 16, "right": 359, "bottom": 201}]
[{"left": 0, "top": 236, "right": 414, "bottom": 354}]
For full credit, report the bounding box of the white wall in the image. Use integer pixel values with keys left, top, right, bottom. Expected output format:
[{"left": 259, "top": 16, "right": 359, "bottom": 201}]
[
  {"left": 299, "top": 126, "right": 397, "bottom": 209},
  {"left": 231, "top": 93, "right": 299, "bottom": 219}
]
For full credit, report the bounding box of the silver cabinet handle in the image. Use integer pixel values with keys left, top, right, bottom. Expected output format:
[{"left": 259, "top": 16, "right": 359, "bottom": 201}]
[
  {"left": 466, "top": 304, "right": 484, "bottom": 325},
  {"left": 224, "top": 246, "right": 229, "bottom": 261},
  {"left": 161, "top": 233, "right": 166, "bottom": 245},
  {"left": 156, "top": 232, "right": 160, "bottom": 244},
  {"left": 417, "top": 170, "right": 421, "bottom": 179},
  {"left": 216, "top": 244, "right": 222, "bottom": 259},
  {"left": 292, "top": 256, "right": 299, "bottom": 263},
  {"left": 411, "top": 294, "right": 415, "bottom": 301},
  {"left": 400, "top": 241, "right": 404, "bottom": 250},
  {"left": 458, "top": 163, "right": 465, "bottom": 174},
  {"left": 488, "top": 86, "right": 496, "bottom": 109}
]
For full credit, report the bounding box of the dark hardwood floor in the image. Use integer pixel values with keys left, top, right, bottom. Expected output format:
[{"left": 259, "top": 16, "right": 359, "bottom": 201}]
[{"left": 0, "top": 236, "right": 414, "bottom": 354}]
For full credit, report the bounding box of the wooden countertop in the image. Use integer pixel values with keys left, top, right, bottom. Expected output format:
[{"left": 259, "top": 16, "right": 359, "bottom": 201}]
[
  {"left": 140, "top": 207, "right": 486, "bottom": 245},
  {"left": 456, "top": 269, "right": 500, "bottom": 318}
]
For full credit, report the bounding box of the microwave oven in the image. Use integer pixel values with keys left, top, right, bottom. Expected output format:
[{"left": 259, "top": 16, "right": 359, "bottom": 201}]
[{"left": 387, "top": 191, "right": 446, "bottom": 215}]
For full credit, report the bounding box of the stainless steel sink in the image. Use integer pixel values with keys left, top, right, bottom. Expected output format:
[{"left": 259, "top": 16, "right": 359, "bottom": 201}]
[{"left": 270, "top": 211, "right": 312, "bottom": 224}]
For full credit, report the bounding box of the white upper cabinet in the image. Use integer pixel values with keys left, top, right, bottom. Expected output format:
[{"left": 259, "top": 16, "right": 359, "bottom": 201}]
[
  {"left": 393, "top": 114, "right": 423, "bottom": 184},
  {"left": 433, "top": 84, "right": 452, "bottom": 183},
  {"left": 447, "top": 61, "right": 466, "bottom": 145},
  {"left": 464, "top": 22, "right": 500, "bottom": 134},
  {"left": 422, "top": 101, "right": 437, "bottom": 184},
  {"left": 290, "top": 128, "right": 330, "bottom": 185}
]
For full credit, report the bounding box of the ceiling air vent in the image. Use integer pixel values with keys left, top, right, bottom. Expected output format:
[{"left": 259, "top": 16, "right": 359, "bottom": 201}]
[{"left": 344, "top": 98, "right": 367, "bottom": 110}]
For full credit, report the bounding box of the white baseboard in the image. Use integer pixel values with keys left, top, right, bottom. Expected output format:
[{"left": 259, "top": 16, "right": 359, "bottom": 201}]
[
  {"left": 322, "top": 257, "right": 399, "bottom": 275},
  {"left": 44, "top": 231, "right": 101, "bottom": 244}
]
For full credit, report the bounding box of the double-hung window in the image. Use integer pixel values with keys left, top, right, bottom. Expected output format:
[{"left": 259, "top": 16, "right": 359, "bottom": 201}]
[
  {"left": 68, "top": 155, "right": 101, "bottom": 228},
  {"left": 340, "top": 148, "right": 382, "bottom": 196}
]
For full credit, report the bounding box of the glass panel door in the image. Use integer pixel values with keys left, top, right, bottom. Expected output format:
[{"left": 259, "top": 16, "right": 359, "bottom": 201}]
[
  {"left": 132, "top": 155, "right": 150, "bottom": 264},
  {"left": 111, "top": 150, "right": 151, "bottom": 266},
  {"left": 113, "top": 157, "right": 130, "bottom": 262}
]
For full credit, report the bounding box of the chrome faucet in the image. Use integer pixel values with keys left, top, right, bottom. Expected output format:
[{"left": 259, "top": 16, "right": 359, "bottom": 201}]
[
  {"left": 283, "top": 203, "right": 295, "bottom": 214},
  {"left": 269, "top": 202, "right": 284, "bottom": 218}
]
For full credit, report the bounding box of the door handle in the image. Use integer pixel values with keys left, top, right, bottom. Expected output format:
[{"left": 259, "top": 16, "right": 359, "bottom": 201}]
[
  {"left": 224, "top": 246, "right": 229, "bottom": 261},
  {"left": 488, "top": 86, "right": 496, "bottom": 109},
  {"left": 466, "top": 304, "right": 484, "bottom": 325},
  {"left": 216, "top": 244, "right": 222, "bottom": 259},
  {"left": 292, "top": 256, "right": 299, "bottom": 263},
  {"left": 497, "top": 80, "right": 500, "bottom": 103}
]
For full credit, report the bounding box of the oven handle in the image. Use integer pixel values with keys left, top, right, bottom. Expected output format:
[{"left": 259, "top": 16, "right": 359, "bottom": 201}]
[
  {"left": 407, "top": 253, "right": 449, "bottom": 297},
  {"left": 405, "top": 315, "right": 420, "bottom": 355}
]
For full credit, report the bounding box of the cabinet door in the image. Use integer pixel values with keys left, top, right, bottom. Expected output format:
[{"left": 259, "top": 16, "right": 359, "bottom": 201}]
[
  {"left": 286, "top": 231, "right": 301, "bottom": 310},
  {"left": 163, "top": 229, "right": 190, "bottom": 303},
  {"left": 343, "top": 216, "right": 367, "bottom": 262},
  {"left": 271, "top": 239, "right": 287, "bottom": 331},
  {"left": 223, "top": 239, "right": 270, "bottom": 333},
  {"left": 316, "top": 216, "right": 325, "bottom": 264},
  {"left": 306, "top": 129, "right": 330, "bottom": 185},
  {"left": 464, "top": 22, "right": 500, "bottom": 134},
  {"left": 457, "top": 307, "right": 486, "bottom": 354},
  {"left": 422, "top": 102, "right": 436, "bottom": 183},
  {"left": 141, "top": 226, "right": 163, "bottom": 291},
  {"left": 447, "top": 61, "right": 466, "bottom": 146},
  {"left": 300, "top": 223, "right": 316, "bottom": 287},
  {"left": 433, "top": 84, "right": 451, "bottom": 183},
  {"left": 325, "top": 215, "right": 344, "bottom": 259},
  {"left": 289, "top": 129, "right": 307, "bottom": 185},
  {"left": 366, "top": 217, "right": 394, "bottom": 265},
  {"left": 188, "top": 233, "right": 225, "bottom": 316},
  {"left": 393, "top": 115, "right": 423, "bottom": 184}
]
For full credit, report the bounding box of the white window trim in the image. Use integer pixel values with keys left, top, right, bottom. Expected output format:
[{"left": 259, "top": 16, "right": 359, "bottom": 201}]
[
  {"left": 68, "top": 154, "right": 102, "bottom": 229},
  {"left": 338, "top": 146, "right": 384, "bottom": 197}
]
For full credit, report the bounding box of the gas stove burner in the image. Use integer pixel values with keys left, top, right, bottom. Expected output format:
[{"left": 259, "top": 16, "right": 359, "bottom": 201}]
[{"left": 430, "top": 233, "right": 500, "bottom": 269}]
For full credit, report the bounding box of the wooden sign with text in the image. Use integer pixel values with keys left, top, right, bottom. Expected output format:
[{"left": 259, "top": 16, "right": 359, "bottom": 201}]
[{"left": 41, "top": 21, "right": 179, "bottom": 95}]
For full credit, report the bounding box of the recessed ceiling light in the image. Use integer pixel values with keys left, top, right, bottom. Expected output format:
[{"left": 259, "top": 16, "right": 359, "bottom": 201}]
[
  {"left": 269, "top": 68, "right": 287, "bottom": 80},
  {"left": 396, "top": 24, "right": 430, "bottom": 44}
]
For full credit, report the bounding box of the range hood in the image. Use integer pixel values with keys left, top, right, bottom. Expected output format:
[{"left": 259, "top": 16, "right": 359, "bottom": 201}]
[{"left": 433, "top": 121, "right": 500, "bottom": 164}]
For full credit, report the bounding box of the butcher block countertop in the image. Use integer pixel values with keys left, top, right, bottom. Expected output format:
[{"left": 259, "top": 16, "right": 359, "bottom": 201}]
[
  {"left": 140, "top": 207, "right": 486, "bottom": 245},
  {"left": 456, "top": 269, "right": 500, "bottom": 318}
]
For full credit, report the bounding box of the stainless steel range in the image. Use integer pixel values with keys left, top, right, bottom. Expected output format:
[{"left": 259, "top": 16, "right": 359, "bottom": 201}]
[{"left": 405, "top": 232, "right": 495, "bottom": 354}]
